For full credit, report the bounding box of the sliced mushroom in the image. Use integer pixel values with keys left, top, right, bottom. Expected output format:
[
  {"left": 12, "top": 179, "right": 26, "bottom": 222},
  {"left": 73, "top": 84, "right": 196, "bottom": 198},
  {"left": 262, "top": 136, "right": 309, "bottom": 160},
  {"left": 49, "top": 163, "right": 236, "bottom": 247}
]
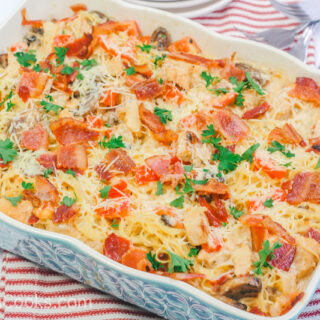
[
  {"left": 220, "top": 276, "right": 262, "bottom": 300},
  {"left": 24, "top": 34, "right": 38, "bottom": 46},
  {"left": 90, "top": 10, "right": 108, "bottom": 23},
  {"left": 31, "top": 27, "right": 44, "bottom": 35},
  {"left": 235, "top": 63, "right": 268, "bottom": 87},
  {"left": 214, "top": 294, "right": 247, "bottom": 311},
  {"left": 151, "top": 27, "right": 171, "bottom": 51},
  {"left": 0, "top": 54, "right": 8, "bottom": 68},
  {"left": 161, "top": 214, "right": 176, "bottom": 227}
]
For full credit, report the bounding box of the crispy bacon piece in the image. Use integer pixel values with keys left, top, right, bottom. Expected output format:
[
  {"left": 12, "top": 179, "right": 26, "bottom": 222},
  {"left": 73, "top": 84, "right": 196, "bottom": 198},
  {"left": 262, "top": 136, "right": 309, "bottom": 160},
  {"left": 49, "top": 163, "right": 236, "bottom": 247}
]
[
  {"left": 57, "top": 144, "right": 88, "bottom": 171},
  {"left": 95, "top": 198, "right": 130, "bottom": 219},
  {"left": 133, "top": 79, "right": 163, "bottom": 100},
  {"left": 194, "top": 178, "right": 230, "bottom": 199},
  {"left": 270, "top": 242, "right": 296, "bottom": 272},
  {"left": 34, "top": 176, "right": 59, "bottom": 205},
  {"left": 207, "top": 92, "right": 237, "bottom": 109},
  {"left": 53, "top": 204, "right": 79, "bottom": 223},
  {"left": 105, "top": 149, "right": 136, "bottom": 175},
  {"left": 135, "top": 165, "right": 159, "bottom": 185},
  {"left": 211, "top": 109, "right": 249, "bottom": 144},
  {"left": 240, "top": 214, "right": 295, "bottom": 245},
  {"left": 103, "top": 233, "right": 131, "bottom": 262},
  {"left": 242, "top": 101, "right": 271, "bottom": 120},
  {"left": 168, "top": 37, "right": 201, "bottom": 54},
  {"left": 180, "top": 112, "right": 207, "bottom": 131},
  {"left": 70, "top": 4, "right": 87, "bottom": 13},
  {"left": 95, "top": 163, "right": 113, "bottom": 181},
  {"left": 251, "top": 226, "right": 268, "bottom": 252},
  {"left": 167, "top": 52, "right": 223, "bottom": 68},
  {"left": 17, "top": 71, "right": 49, "bottom": 102},
  {"left": 289, "top": 77, "right": 320, "bottom": 106},
  {"left": 198, "top": 197, "right": 228, "bottom": 226},
  {"left": 37, "top": 152, "right": 57, "bottom": 169},
  {"left": 268, "top": 123, "right": 305, "bottom": 146},
  {"left": 286, "top": 172, "right": 320, "bottom": 205},
  {"left": 21, "top": 8, "right": 43, "bottom": 28},
  {"left": 93, "top": 20, "right": 141, "bottom": 39},
  {"left": 139, "top": 104, "right": 176, "bottom": 144},
  {"left": 308, "top": 137, "right": 320, "bottom": 153},
  {"left": 305, "top": 227, "right": 320, "bottom": 243},
  {"left": 220, "top": 60, "right": 245, "bottom": 82},
  {"left": 50, "top": 118, "right": 99, "bottom": 145},
  {"left": 121, "top": 247, "right": 151, "bottom": 271},
  {"left": 23, "top": 190, "right": 41, "bottom": 208},
  {"left": 64, "top": 33, "right": 93, "bottom": 59},
  {"left": 21, "top": 124, "right": 49, "bottom": 151},
  {"left": 28, "top": 214, "right": 39, "bottom": 225}
]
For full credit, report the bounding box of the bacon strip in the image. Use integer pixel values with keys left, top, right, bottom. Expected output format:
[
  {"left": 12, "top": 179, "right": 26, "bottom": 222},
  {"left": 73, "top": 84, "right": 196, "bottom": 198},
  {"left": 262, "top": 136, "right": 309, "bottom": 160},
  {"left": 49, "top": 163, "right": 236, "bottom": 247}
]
[
  {"left": 103, "top": 233, "right": 131, "bottom": 263},
  {"left": 270, "top": 242, "right": 296, "bottom": 271},
  {"left": 133, "top": 79, "right": 163, "bottom": 100},
  {"left": 289, "top": 77, "right": 320, "bottom": 106},
  {"left": 194, "top": 178, "right": 230, "bottom": 199},
  {"left": 242, "top": 102, "right": 270, "bottom": 120},
  {"left": 305, "top": 227, "right": 320, "bottom": 243},
  {"left": 268, "top": 123, "right": 305, "bottom": 146},
  {"left": 37, "top": 153, "right": 57, "bottom": 169},
  {"left": 198, "top": 197, "right": 228, "bottom": 226},
  {"left": 34, "top": 176, "right": 59, "bottom": 205},
  {"left": 167, "top": 52, "right": 223, "bottom": 68},
  {"left": 53, "top": 204, "right": 79, "bottom": 223},
  {"left": 286, "top": 172, "right": 320, "bottom": 205},
  {"left": 106, "top": 149, "right": 136, "bottom": 174},
  {"left": 50, "top": 118, "right": 99, "bottom": 145},
  {"left": 211, "top": 109, "right": 249, "bottom": 144},
  {"left": 57, "top": 144, "right": 88, "bottom": 171},
  {"left": 65, "top": 33, "right": 93, "bottom": 59},
  {"left": 21, "top": 124, "right": 49, "bottom": 151}
]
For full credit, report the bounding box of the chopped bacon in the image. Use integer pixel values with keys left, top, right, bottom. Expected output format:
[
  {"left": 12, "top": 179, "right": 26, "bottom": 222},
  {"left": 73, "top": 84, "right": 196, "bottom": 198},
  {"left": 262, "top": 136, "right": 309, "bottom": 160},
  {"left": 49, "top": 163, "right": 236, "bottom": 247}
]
[
  {"left": 242, "top": 101, "right": 271, "bottom": 120},
  {"left": 103, "top": 233, "right": 131, "bottom": 262},
  {"left": 21, "top": 8, "right": 43, "bottom": 28},
  {"left": 100, "top": 89, "right": 120, "bottom": 106},
  {"left": 53, "top": 34, "right": 72, "bottom": 47},
  {"left": 105, "top": 149, "right": 136, "bottom": 176},
  {"left": 165, "top": 84, "right": 185, "bottom": 105},
  {"left": 34, "top": 176, "right": 59, "bottom": 205},
  {"left": 17, "top": 71, "right": 49, "bottom": 102},
  {"left": 121, "top": 247, "right": 151, "bottom": 271},
  {"left": 28, "top": 214, "right": 39, "bottom": 225},
  {"left": 50, "top": 117, "right": 99, "bottom": 145},
  {"left": 240, "top": 214, "right": 295, "bottom": 245},
  {"left": 53, "top": 204, "right": 79, "bottom": 223},
  {"left": 135, "top": 165, "right": 159, "bottom": 185},
  {"left": 220, "top": 60, "right": 245, "bottom": 82},
  {"left": 86, "top": 116, "right": 103, "bottom": 129},
  {"left": 305, "top": 227, "right": 320, "bottom": 243},
  {"left": 95, "top": 163, "right": 113, "bottom": 181},
  {"left": 180, "top": 112, "right": 207, "bottom": 131},
  {"left": 21, "top": 124, "right": 49, "bottom": 151},
  {"left": 211, "top": 109, "right": 249, "bottom": 144},
  {"left": 207, "top": 92, "right": 237, "bottom": 108},
  {"left": 308, "top": 137, "right": 320, "bottom": 153},
  {"left": 198, "top": 197, "right": 228, "bottom": 226},
  {"left": 70, "top": 4, "right": 87, "bottom": 13},
  {"left": 286, "top": 172, "right": 320, "bottom": 205},
  {"left": 253, "top": 150, "right": 288, "bottom": 179},
  {"left": 145, "top": 155, "right": 183, "bottom": 177},
  {"left": 139, "top": 104, "right": 176, "bottom": 144},
  {"left": 64, "top": 33, "right": 93, "bottom": 59},
  {"left": 37, "top": 153, "right": 57, "bottom": 169},
  {"left": 57, "top": 143, "right": 88, "bottom": 171},
  {"left": 95, "top": 198, "right": 130, "bottom": 219},
  {"left": 23, "top": 190, "right": 41, "bottom": 208},
  {"left": 268, "top": 123, "right": 305, "bottom": 147},
  {"left": 270, "top": 242, "right": 296, "bottom": 272},
  {"left": 251, "top": 226, "right": 268, "bottom": 252},
  {"left": 168, "top": 37, "right": 201, "bottom": 54},
  {"left": 133, "top": 79, "right": 163, "bottom": 100},
  {"left": 167, "top": 52, "right": 222, "bottom": 68},
  {"left": 289, "top": 77, "right": 320, "bottom": 106},
  {"left": 194, "top": 178, "right": 230, "bottom": 200}
]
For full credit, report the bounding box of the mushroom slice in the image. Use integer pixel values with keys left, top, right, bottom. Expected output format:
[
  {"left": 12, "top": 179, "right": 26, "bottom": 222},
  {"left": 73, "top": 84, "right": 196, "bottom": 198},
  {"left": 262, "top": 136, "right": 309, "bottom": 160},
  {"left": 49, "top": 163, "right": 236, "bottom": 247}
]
[
  {"left": 151, "top": 27, "right": 171, "bottom": 51},
  {"left": 0, "top": 54, "right": 8, "bottom": 68},
  {"left": 214, "top": 294, "right": 247, "bottom": 311},
  {"left": 235, "top": 63, "right": 268, "bottom": 87},
  {"left": 220, "top": 276, "right": 262, "bottom": 300}
]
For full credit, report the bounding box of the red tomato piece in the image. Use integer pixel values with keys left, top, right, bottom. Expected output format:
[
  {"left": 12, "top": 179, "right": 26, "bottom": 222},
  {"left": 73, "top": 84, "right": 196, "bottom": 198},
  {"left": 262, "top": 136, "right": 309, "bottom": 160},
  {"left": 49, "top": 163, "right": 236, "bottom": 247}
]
[
  {"left": 53, "top": 34, "right": 72, "bottom": 47},
  {"left": 250, "top": 226, "right": 268, "bottom": 252},
  {"left": 86, "top": 116, "right": 103, "bottom": 129},
  {"left": 70, "top": 4, "right": 87, "bottom": 13},
  {"left": 165, "top": 85, "right": 185, "bottom": 105},
  {"left": 108, "top": 180, "right": 130, "bottom": 199},
  {"left": 100, "top": 89, "right": 119, "bottom": 106},
  {"left": 103, "top": 233, "right": 131, "bottom": 262},
  {"left": 135, "top": 165, "right": 159, "bottom": 185},
  {"left": 95, "top": 198, "right": 130, "bottom": 219}
]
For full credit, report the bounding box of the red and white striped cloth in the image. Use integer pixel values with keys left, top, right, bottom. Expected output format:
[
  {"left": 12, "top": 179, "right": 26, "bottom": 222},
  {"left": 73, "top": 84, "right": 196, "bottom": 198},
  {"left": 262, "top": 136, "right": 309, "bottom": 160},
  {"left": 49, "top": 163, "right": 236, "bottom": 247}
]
[{"left": 0, "top": 1, "right": 318, "bottom": 319}]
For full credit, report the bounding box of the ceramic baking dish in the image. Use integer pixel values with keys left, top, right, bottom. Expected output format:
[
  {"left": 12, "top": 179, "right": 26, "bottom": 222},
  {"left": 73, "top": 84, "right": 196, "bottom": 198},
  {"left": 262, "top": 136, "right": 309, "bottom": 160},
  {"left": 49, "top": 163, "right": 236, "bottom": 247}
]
[{"left": 0, "top": 1, "right": 320, "bottom": 319}]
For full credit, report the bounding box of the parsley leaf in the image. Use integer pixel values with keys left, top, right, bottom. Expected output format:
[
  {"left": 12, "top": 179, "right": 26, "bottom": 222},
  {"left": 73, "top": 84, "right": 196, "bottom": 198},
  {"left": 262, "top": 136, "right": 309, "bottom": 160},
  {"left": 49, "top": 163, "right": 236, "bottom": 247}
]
[
  {"left": 54, "top": 47, "right": 68, "bottom": 65},
  {"left": 245, "top": 72, "right": 264, "bottom": 96},
  {"left": 229, "top": 205, "right": 244, "bottom": 219},
  {"left": 216, "top": 146, "right": 243, "bottom": 174},
  {"left": 154, "top": 107, "right": 172, "bottom": 124},
  {"left": 33, "top": 64, "right": 42, "bottom": 72},
  {"left": 201, "top": 124, "right": 216, "bottom": 137},
  {"left": 167, "top": 251, "right": 193, "bottom": 273},
  {"left": 66, "top": 169, "right": 76, "bottom": 177},
  {"left": 80, "top": 58, "right": 98, "bottom": 70},
  {"left": 0, "top": 138, "right": 17, "bottom": 164},
  {"left": 0, "top": 91, "right": 13, "bottom": 108},
  {"left": 5, "top": 195, "right": 22, "bottom": 207},
  {"left": 283, "top": 162, "right": 292, "bottom": 168},
  {"left": 154, "top": 54, "right": 167, "bottom": 67},
  {"left": 156, "top": 181, "right": 164, "bottom": 195},
  {"left": 14, "top": 52, "right": 36, "bottom": 67},
  {"left": 43, "top": 167, "right": 53, "bottom": 178},
  {"left": 253, "top": 240, "right": 282, "bottom": 276},
  {"left": 191, "top": 178, "right": 208, "bottom": 185},
  {"left": 158, "top": 78, "right": 164, "bottom": 84},
  {"left": 184, "top": 165, "right": 193, "bottom": 173},
  {"left": 183, "top": 174, "right": 195, "bottom": 194},
  {"left": 61, "top": 193, "right": 77, "bottom": 207},
  {"left": 61, "top": 65, "right": 74, "bottom": 75},
  {"left": 22, "top": 181, "right": 34, "bottom": 190},
  {"left": 170, "top": 195, "right": 184, "bottom": 209},
  {"left": 99, "top": 135, "right": 125, "bottom": 149},
  {"left": 147, "top": 251, "right": 163, "bottom": 271},
  {"left": 188, "top": 247, "right": 200, "bottom": 257},
  {"left": 125, "top": 66, "right": 136, "bottom": 75},
  {"left": 111, "top": 219, "right": 119, "bottom": 229},
  {"left": 6, "top": 101, "right": 15, "bottom": 112},
  {"left": 200, "top": 71, "right": 219, "bottom": 88},
  {"left": 137, "top": 44, "right": 153, "bottom": 53},
  {"left": 263, "top": 198, "right": 274, "bottom": 208},
  {"left": 209, "top": 88, "right": 229, "bottom": 95},
  {"left": 241, "top": 143, "right": 260, "bottom": 163},
  {"left": 315, "top": 158, "right": 320, "bottom": 169},
  {"left": 100, "top": 185, "right": 112, "bottom": 199},
  {"left": 229, "top": 76, "right": 246, "bottom": 106},
  {"left": 41, "top": 100, "right": 64, "bottom": 115},
  {"left": 267, "top": 140, "right": 295, "bottom": 158}
]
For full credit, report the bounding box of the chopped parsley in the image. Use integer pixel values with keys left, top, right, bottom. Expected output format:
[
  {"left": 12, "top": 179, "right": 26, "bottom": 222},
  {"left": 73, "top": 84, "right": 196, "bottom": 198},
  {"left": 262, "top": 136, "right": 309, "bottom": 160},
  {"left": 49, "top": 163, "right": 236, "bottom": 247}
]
[
  {"left": 188, "top": 247, "right": 200, "bottom": 257},
  {"left": 315, "top": 158, "right": 320, "bottom": 169},
  {"left": 125, "top": 66, "right": 136, "bottom": 75},
  {"left": 154, "top": 54, "right": 167, "bottom": 67},
  {"left": 253, "top": 240, "right": 282, "bottom": 276},
  {"left": 5, "top": 195, "right": 22, "bottom": 207},
  {"left": 22, "top": 181, "right": 34, "bottom": 190},
  {"left": 283, "top": 162, "right": 292, "bottom": 168},
  {"left": 200, "top": 71, "right": 219, "bottom": 88},
  {"left": 241, "top": 143, "right": 260, "bottom": 163},
  {"left": 170, "top": 195, "right": 184, "bottom": 209},
  {"left": 137, "top": 44, "right": 153, "bottom": 53},
  {"left": 167, "top": 251, "right": 193, "bottom": 273},
  {"left": 156, "top": 181, "right": 164, "bottom": 195},
  {"left": 99, "top": 135, "right": 125, "bottom": 149},
  {"left": 66, "top": 169, "right": 76, "bottom": 177},
  {"left": 80, "top": 58, "right": 98, "bottom": 70},
  {"left": 191, "top": 178, "right": 208, "bottom": 185},
  {"left": 201, "top": 124, "right": 216, "bottom": 137},
  {"left": 61, "top": 193, "right": 77, "bottom": 207},
  {"left": 158, "top": 78, "right": 164, "bottom": 84},
  {"left": 263, "top": 198, "right": 274, "bottom": 208},
  {"left": 6, "top": 101, "right": 15, "bottom": 112},
  {"left": 14, "top": 52, "right": 37, "bottom": 67},
  {"left": 147, "top": 251, "right": 163, "bottom": 271},
  {"left": 215, "top": 146, "right": 243, "bottom": 174},
  {"left": 245, "top": 72, "right": 264, "bottom": 96},
  {"left": 0, "top": 138, "right": 17, "bottom": 164},
  {"left": 99, "top": 185, "right": 112, "bottom": 199},
  {"left": 33, "top": 64, "right": 42, "bottom": 72},
  {"left": 267, "top": 140, "right": 295, "bottom": 158},
  {"left": 77, "top": 73, "right": 84, "bottom": 80},
  {"left": 111, "top": 219, "right": 119, "bottom": 229},
  {"left": 41, "top": 100, "right": 64, "bottom": 115},
  {"left": 154, "top": 107, "right": 172, "bottom": 124},
  {"left": 222, "top": 222, "right": 228, "bottom": 227},
  {"left": 229, "top": 205, "right": 244, "bottom": 219},
  {"left": 184, "top": 165, "right": 193, "bottom": 173},
  {"left": 61, "top": 65, "right": 74, "bottom": 75},
  {"left": 43, "top": 167, "right": 53, "bottom": 178},
  {"left": 209, "top": 88, "right": 229, "bottom": 95},
  {"left": 54, "top": 47, "right": 68, "bottom": 65},
  {"left": 0, "top": 91, "right": 13, "bottom": 109},
  {"left": 183, "top": 174, "right": 195, "bottom": 194}
]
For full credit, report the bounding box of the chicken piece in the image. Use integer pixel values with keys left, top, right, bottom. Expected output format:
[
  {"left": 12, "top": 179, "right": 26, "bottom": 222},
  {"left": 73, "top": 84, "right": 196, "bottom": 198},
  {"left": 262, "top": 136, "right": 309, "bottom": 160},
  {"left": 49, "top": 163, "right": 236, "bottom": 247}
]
[
  {"left": 176, "top": 131, "right": 200, "bottom": 162},
  {"left": 163, "top": 59, "right": 192, "bottom": 90},
  {"left": 0, "top": 198, "right": 33, "bottom": 224},
  {"left": 121, "top": 98, "right": 141, "bottom": 133},
  {"left": 232, "top": 244, "right": 252, "bottom": 276}
]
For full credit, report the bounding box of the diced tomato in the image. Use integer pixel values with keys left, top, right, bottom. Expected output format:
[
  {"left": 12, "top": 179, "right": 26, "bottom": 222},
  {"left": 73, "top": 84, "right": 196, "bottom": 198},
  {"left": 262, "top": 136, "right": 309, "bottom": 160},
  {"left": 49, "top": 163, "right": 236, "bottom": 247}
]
[
  {"left": 139, "top": 36, "right": 150, "bottom": 45},
  {"left": 250, "top": 226, "right": 268, "bottom": 252},
  {"left": 180, "top": 112, "right": 207, "bottom": 131},
  {"left": 28, "top": 214, "right": 39, "bottom": 225},
  {"left": 53, "top": 34, "right": 72, "bottom": 47},
  {"left": 168, "top": 37, "right": 201, "bottom": 54},
  {"left": 37, "top": 152, "right": 57, "bottom": 169},
  {"left": 0, "top": 158, "right": 9, "bottom": 169},
  {"left": 10, "top": 42, "right": 27, "bottom": 53},
  {"left": 253, "top": 150, "right": 288, "bottom": 179},
  {"left": 95, "top": 198, "right": 130, "bottom": 219},
  {"left": 53, "top": 204, "right": 79, "bottom": 223},
  {"left": 107, "top": 180, "right": 130, "bottom": 199},
  {"left": 21, "top": 8, "right": 43, "bottom": 28},
  {"left": 135, "top": 165, "right": 159, "bottom": 185},
  {"left": 289, "top": 77, "right": 320, "bottom": 106},
  {"left": 242, "top": 101, "right": 271, "bottom": 120},
  {"left": 21, "top": 124, "right": 49, "bottom": 151},
  {"left": 103, "top": 233, "right": 131, "bottom": 262},
  {"left": 121, "top": 247, "right": 151, "bottom": 271},
  {"left": 86, "top": 116, "right": 103, "bottom": 129},
  {"left": 57, "top": 143, "right": 88, "bottom": 171},
  {"left": 305, "top": 227, "right": 320, "bottom": 243},
  {"left": 70, "top": 3, "right": 87, "bottom": 13},
  {"left": 100, "top": 89, "right": 119, "bottom": 106},
  {"left": 165, "top": 85, "right": 185, "bottom": 105},
  {"left": 270, "top": 242, "right": 296, "bottom": 272}
]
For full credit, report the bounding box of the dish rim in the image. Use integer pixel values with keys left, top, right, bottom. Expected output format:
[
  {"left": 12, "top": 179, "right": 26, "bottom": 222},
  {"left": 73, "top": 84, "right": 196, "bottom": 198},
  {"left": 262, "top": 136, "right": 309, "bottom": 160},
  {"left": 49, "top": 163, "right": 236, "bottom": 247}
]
[{"left": 0, "top": 0, "right": 320, "bottom": 319}]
